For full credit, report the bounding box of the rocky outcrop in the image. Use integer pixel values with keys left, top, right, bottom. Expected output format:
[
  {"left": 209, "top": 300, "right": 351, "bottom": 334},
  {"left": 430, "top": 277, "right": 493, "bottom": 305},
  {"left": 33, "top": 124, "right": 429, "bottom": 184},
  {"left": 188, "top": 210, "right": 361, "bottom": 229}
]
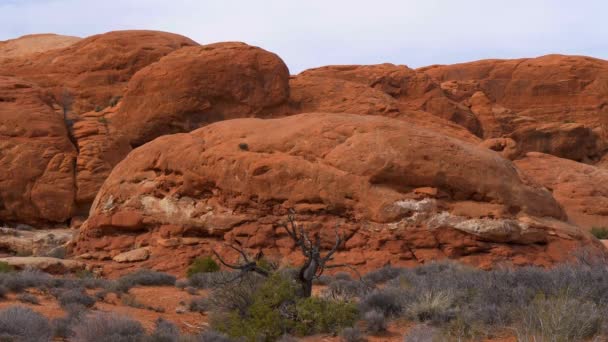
[
  {"left": 0, "top": 76, "right": 76, "bottom": 225},
  {"left": 0, "top": 30, "right": 197, "bottom": 113},
  {"left": 0, "top": 228, "right": 74, "bottom": 257},
  {"left": 74, "top": 113, "right": 601, "bottom": 273},
  {"left": 0, "top": 34, "right": 81, "bottom": 59},
  {"left": 72, "top": 109, "right": 132, "bottom": 206},
  {"left": 516, "top": 152, "right": 608, "bottom": 230},
  {"left": 111, "top": 42, "right": 290, "bottom": 146},
  {"left": 421, "top": 54, "right": 608, "bottom": 161},
  {"left": 299, "top": 64, "right": 483, "bottom": 136}
]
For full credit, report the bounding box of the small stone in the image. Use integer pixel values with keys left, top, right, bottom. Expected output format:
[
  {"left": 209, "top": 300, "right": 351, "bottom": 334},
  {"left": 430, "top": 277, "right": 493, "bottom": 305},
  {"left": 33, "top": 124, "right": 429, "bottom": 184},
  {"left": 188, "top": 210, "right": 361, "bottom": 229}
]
[{"left": 112, "top": 247, "right": 150, "bottom": 263}]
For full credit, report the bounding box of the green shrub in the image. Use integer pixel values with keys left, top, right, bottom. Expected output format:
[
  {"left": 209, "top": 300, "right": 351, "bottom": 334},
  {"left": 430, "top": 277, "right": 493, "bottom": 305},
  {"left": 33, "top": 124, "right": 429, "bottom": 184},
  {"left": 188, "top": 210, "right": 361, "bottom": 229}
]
[
  {"left": 0, "top": 262, "right": 14, "bottom": 273},
  {"left": 590, "top": 226, "right": 608, "bottom": 239},
  {"left": 213, "top": 273, "right": 297, "bottom": 341},
  {"left": 293, "top": 296, "right": 358, "bottom": 336},
  {"left": 187, "top": 256, "right": 220, "bottom": 278}
]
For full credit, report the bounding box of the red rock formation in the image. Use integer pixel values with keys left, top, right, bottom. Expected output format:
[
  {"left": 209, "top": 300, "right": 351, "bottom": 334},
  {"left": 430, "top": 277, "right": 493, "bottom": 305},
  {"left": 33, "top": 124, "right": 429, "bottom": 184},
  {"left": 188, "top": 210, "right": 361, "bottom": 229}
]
[
  {"left": 298, "top": 64, "right": 483, "bottom": 136},
  {"left": 111, "top": 42, "right": 290, "bottom": 146},
  {"left": 72, "top": 108, "right": 132, "bottom": 207},
  {"left": 0, "top": 76, "right": 76, "bottom": 225},
  {"left": 421, "top": 55, "right": 608, "bottom": 161},
  {"left": 516, "top": 152, "right": 608, "bottom": 230},
  {"left": 0, "top": 34, "right": 81, "bottom": 59},
  {"left": 0, "top": 30, "right": 197, "bottom": 113},
  {"left": 74, "top": 113, "right": 602, "bottom": 274}
]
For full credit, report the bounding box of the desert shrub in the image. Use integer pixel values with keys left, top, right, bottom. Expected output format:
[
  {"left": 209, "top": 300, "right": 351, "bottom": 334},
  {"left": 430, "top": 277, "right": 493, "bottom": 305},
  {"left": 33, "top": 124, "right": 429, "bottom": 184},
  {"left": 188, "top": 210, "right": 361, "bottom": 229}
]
[
  {"left": 362, "top": 266, "right": 403, "bottom": 285},
  {"left": 189, "top": 297, "right": 212, "bottom": 313},
  {"left": 293, "top": 297, "right": 359, "bottom": 336},
  {"left": 213, "top": 273, "right": 297, "bottom": 340},
  {"left": 358, "top": 288, "right": 403, "bottom": 317},
  {"left": 187, "top": 271, "right": 233, "bottom": 289},
  {"left": 58, "top": 289, "right": 96, "bottom": 308},
  {"left": 94, "top": 105, "right": 104, "bottom": 112},
  {"left": 72, "top": 312, "right": 145, "bottom": 342},
  {"left": 0, "top": 306, "right": 52, "bottom": 342},
  {"left": 333, "top": 272, "right": 353, "bottom": 281},
  {"left": 0, "top": 262, "right": 14, "bottom": 273},
  {"left": 405, "top": 290, "right": 455, "bottom": 324},
  {"left": 208, "top": 273, "right": 266, "bottom": 314},
  {"left": 187, "top": 256, "right": 220, "bottom": 278},
  {"left": 52, "top": 303, "right": 87, "bottom": 338},
  {"left": 0, "top": 269, "right": 52, "bottom": 292},
  {"left": 340, "top": 326, "right": 366, "bottom": 342},
  {"left": 403, "top": 324, "right": 440, "bottom": 342},
  {"left": 147, "top": 318, "right": 180, "bottom": 342},
  {"left": 591, "top": 226, "right": 608, "bottom": 239},
  {"left": 324, "top": 279, "right": 367, "bottom": 301},
  {"left": 119, "top": 293, "right": 163, "bottom": 313},
  {"left": 515, "top": 295, "right": 602, "bottom": 342},
  {"left": 363, "top": 309, "right": 387, "bottom": 334},
  {"left": 16, "top": 292, "right": 39, "bottom": 305},
  {"left": 115, "top": 269, "right": 176, "bottom": 292}
]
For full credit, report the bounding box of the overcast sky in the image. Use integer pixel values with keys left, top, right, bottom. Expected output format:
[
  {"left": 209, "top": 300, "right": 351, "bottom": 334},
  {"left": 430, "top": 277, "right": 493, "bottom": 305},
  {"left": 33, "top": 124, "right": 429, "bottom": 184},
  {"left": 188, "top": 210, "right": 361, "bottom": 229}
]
[{"left": 1, "top": 0, "right": 607, "bottom": 73}]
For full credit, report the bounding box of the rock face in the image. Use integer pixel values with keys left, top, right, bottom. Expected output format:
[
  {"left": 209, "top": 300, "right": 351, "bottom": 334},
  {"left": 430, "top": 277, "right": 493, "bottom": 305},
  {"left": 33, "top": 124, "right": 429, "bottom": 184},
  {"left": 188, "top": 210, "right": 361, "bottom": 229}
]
[
  {"left": 298, "top": 64, "right": 483, "bottom": 136},
  {"left": 0, "top": 30, "right": 197, "bottom": 113},
  {"left": 0, "top": 76, "right": 76, "bottom": 225},
  {"left": 72, "top": 108, "right": 132, "bottom": 206},
  {"left": 0, "top": 34, "right": 81, "bottom": 59},
  {"left": 0, "top": 227, "right": 74, "bottom": 257},
  {"left": 112, "top": 42, "right": 290, "bottom": 146},
  {"left": 74, "top": 113, "right": 601, "bottom": 273},
  {"left": 420, "top": 55, "right": 608, "bottom": 161},
  {"left": 516, "top": 152, "right": 608, "bottom": 230}
]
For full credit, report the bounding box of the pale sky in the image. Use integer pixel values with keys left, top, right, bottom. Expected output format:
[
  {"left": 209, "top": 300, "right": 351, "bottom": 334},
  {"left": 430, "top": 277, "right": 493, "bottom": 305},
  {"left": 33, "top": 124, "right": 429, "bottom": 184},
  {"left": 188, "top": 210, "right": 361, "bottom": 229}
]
[{"left": 1, "top": 0, "right": 607, "bottom": 73}]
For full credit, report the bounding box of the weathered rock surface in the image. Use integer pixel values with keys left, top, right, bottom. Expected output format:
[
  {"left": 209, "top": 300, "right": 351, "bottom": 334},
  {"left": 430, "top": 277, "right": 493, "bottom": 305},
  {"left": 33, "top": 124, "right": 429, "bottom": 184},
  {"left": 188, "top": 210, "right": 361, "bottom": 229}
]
[
  {"left": 0, "top": 256, "right": 84, "bottom": 273},
  {"left": 72, "top": 109, "right": 132, "bottom": 206},
  {"left": 112, "top": 42, "right": 290, "bottom": 146},
  {"left": 75, "top": 113, "right": 602, "bottom": 273},
  {"left": 0, "top": 228, "right": 74, "bottom": 256},
  {"left": 299, "top": 64, "right": 483, "bottom": 136},
  {"left": 0, "top": 34, "right": 81, "bottom": 59},
  {"left": 516, "top": 152, "right": 608, "bottom": 229},
  {"left": 0, "top": 30, "right": 197, "bottom": 113},
  {"left": 420, "top": 54, "right": 608, "bottom": 161},
  {"left": 112, "top": 247, "right": 150, "bottom": 263},
  {"left": 0, "top": 76, "right": 76, "bottom": 225}
]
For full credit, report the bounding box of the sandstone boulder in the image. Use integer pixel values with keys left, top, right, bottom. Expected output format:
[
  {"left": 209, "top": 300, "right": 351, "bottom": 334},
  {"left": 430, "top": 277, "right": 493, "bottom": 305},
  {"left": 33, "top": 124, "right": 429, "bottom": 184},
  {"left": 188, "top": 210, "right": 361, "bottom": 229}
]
[
  {"left": 299, "top": 64, "right": 482, "bottom": 136},
  {"left": 75, "top": 113, "right": 601, "bottom": 273},
  {"left": 112, "top": 42, "right": 290, "bottom": 146},
  {"left": 0, "top": 34, "right": 81, "bottom": 59},
  {"left": 0, "top": 30, "right": 197, "bottom": 113},
  {"left": 0, "top": 76, "right": 76, "bottom": 225},
  {"left": 421, "top": 55, "right": 608, "bottom": 139},
  {"left": 515, "top": 152, "right": 608, "bottom": 229}
]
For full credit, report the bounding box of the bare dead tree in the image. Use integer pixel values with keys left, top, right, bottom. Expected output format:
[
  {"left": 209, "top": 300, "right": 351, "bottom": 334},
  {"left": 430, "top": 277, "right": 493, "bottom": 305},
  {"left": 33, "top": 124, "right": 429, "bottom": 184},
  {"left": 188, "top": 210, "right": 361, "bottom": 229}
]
[
  {"left": 279, "top": 209, "right": 348, "bottom": 297},
  {"left": 211, "top": 210, "right": 351, "bottom": 298},
  {"left": 212, "top": 241, "right": 270, "bottom": 283}
]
